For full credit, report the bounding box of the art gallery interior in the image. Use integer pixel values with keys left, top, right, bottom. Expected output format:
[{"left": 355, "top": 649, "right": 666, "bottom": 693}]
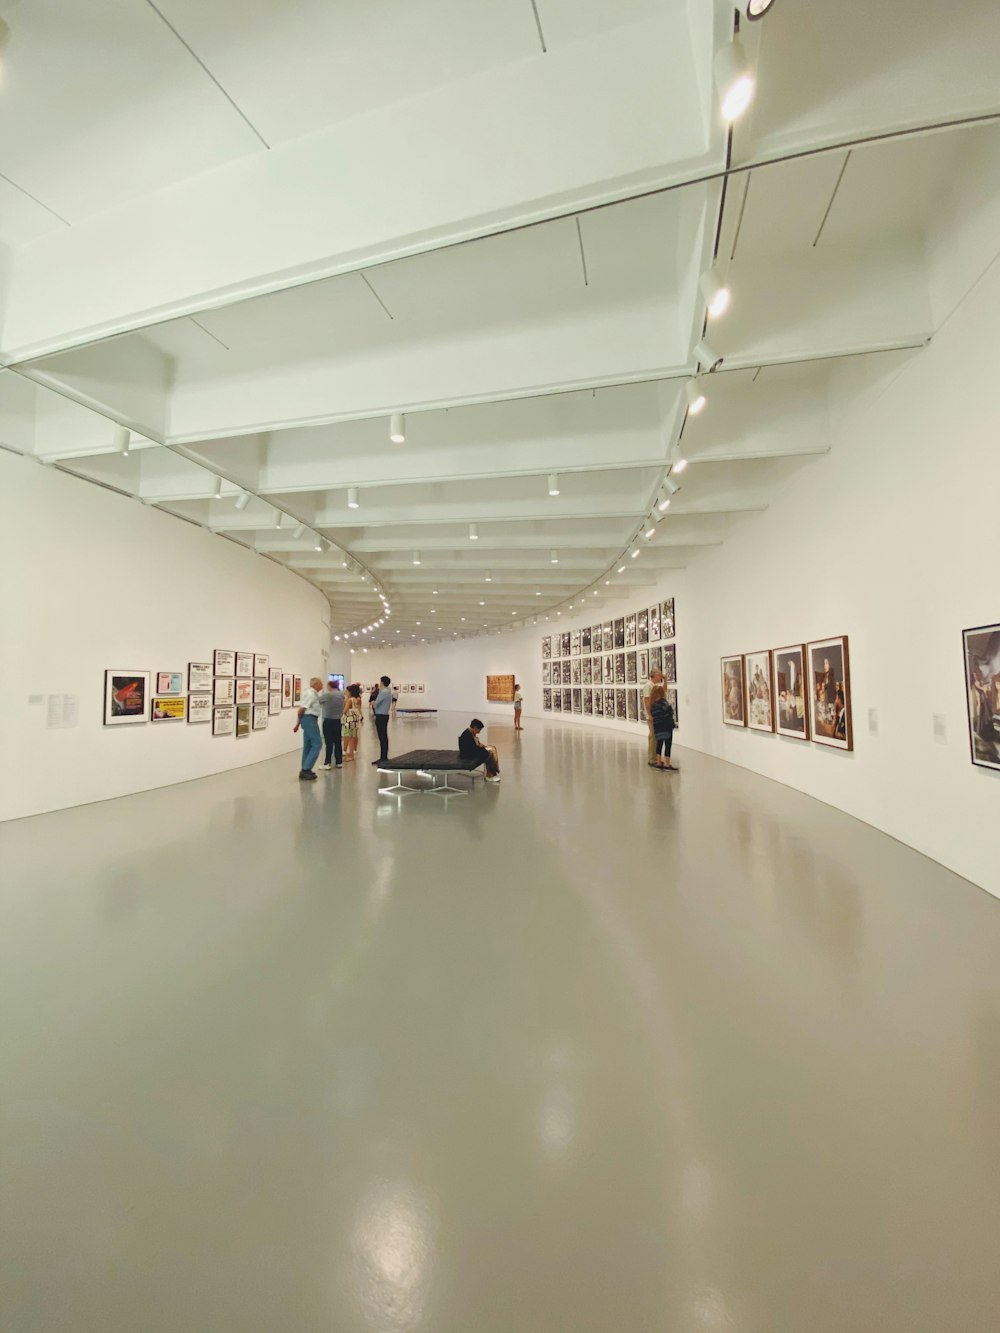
[{"left": 1, "top": 1, "right": 998, "bottom": 1329}]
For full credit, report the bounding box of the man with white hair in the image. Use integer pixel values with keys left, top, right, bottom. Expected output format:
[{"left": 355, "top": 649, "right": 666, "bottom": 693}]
[{"left": 293, "top": 676, "right": 324, "bottom": 781}]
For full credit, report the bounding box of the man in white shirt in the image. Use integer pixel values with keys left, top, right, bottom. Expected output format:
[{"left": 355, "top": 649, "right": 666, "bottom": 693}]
[
  {"left": 643, "top": 669, "right": 665, "bottom": 768},
  {"left": 293, "top": 676, "right": 324, "bottom": 781}
]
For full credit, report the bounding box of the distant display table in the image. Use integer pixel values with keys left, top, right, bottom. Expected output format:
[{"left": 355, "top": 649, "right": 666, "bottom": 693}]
[{"left": 376, "top": 748, "right": 482, "bottom": 795}]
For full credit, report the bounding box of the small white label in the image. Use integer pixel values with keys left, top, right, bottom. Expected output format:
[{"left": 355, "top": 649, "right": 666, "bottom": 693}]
[
  {"left": 868, "top": 708, "right": 878, "bottom": 736},
  {"left": 933, "top": 714, "right": 947, "bottom": 744}
]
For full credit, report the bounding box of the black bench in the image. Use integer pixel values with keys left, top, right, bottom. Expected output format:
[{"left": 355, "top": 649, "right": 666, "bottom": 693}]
[
  {"left": 376, "top": 748, "right": 484, "bottom": 795},
  {"left": 396, "top": 708, "right": 438, "bottom": 717}
]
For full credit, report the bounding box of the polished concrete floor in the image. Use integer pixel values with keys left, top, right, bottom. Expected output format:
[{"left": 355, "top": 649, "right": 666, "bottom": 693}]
[{"left": 1, "top": 714, "right": 999, "bottom": 1333}]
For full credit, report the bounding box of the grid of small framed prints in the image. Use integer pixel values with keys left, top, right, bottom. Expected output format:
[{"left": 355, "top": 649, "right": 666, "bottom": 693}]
[
  {"left": 541, "top": 598, "right": 677, "bottom": 727},
  {"left": 102, "top": 649, "right": 287, "bottom": 737}
]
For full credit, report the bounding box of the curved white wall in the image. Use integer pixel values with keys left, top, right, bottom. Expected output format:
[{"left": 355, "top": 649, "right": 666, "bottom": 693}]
[{"left": 0, "top": 453, "right": 330, "bottom": 821}]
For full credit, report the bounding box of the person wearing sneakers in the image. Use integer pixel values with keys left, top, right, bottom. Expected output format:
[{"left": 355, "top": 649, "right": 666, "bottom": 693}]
[
  {"left": 293, "top": 676, "right": 324, "bottom": 780},
  {"left": 513, "top": 683, "right": 523, "bottom": 730},
  {"left": 458, "top": 719, "right": 501, "bottom": 781},
  {"left": 643, "top": 668, "right": 665, "bottom": 767},
  {"left": 649, "top": 683, "right": 676, "bottom": 771},
  {"left": 320, "top": 676, "right": 345, "bottom": 770}
]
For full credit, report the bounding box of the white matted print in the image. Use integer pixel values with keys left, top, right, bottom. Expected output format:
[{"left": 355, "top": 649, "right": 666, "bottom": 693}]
[{"left": 745, "top": 650, "right": 774, "bottom": 733}]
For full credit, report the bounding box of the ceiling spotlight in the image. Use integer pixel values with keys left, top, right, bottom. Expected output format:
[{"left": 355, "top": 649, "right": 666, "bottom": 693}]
[
  {"left": 630, "top": 546, "right": 641, "bottom": 559},
  {"left": 390, "top": 412, "right": 405, "bottom": 444},
  {"left": 685, "top": 376, "right": 708, "bottom": 415},
  {"left": 699, "top": 265, "right": 731, "bottom": 319},
  {"left": 469, "top": 523, "right": 479, "bottom": 540},
  {"left": 314, "top": 536, "right": 323, "bottom": 551},
  {"left": 672, "top": 455, "right": 688, "bottom": 475},
  {"left": 694, "top": 338, "right": 723, "bottom": 372},
  {"left": 658, "top": 496, "right": 671, "bottom": 512},
  {"left": 617, "top": 565, "right": 626, "bottom": 574},
  {"left": 293, "top": 523, "right": 306, "bottom": 539},
  {"left": 432, "top": 588, "right": 438, "bottom": 595},
  {"left": 714, "top": 38, "right": 754, "bottom": 122},
  {"left": 550, "top": 549, "right": 559, "bottom": 564},
  {"left": 664, "top": 475, "right": 681, "bottom": 496},
  {"left": 479, "top": 600, "right": 485, "bottom": 606},
  {"left": 212, "top": 475, "right": 223, "bottom": 499},
  {"left": 745, "top": 0, "right": 775, "bottom": 18},
  {"left": 274, "top": 511, "right": 283, "bottom": 529},
  {"left": 347, "top": 486, "right": 359, "bottom": 510},
  {"left": 484, "top": 571, "right": 492, "bottom": 582},
  {"left": 113, "top": 425, "right": 131, "bottom": 456},
  {"left": 412, "top": 552, "right": 421, "bottom": 564},
  {"left": 644, "top": 526, "right": 656, "bottom": 540},
  {"left": 234, "top": 491, "right": 251, "bottom": 511},
  {"left": 548, "top": 473, "right": 560, "bottom": 497},
  {"left": 535, "top": 589, "right": 541, "bottom": 596}
]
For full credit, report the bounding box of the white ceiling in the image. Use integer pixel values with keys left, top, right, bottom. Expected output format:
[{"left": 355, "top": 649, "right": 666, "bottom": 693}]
[{"left": 3, "top": 0, "right": 1000, "bottom": 646}]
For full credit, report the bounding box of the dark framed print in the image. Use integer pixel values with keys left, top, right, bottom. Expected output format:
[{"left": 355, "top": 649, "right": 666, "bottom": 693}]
[
  {"left": 663, "top": 644, "right": 676, "bottom": 684},
  {"left": 293, "top": 677, "right": 302, "bottom": 704},
  {"left": 593, "top": 655, "right": 603, "bottom": 685},
  {"left": 235, "top": 652, "right": 254, "bottom": 678},
  {"left": 151, "top": 695, "right": 187, "bottom": 722},
  {"left": 615, "top": 688, "right": 626, "bottom": 719},
  {"left": 282, "top": 673, "right": 293, "bottom": 707},
  {"left": 268, "top": 690, "right": 282, "bottom": 716},
  {"left": 602, "top": 623, "right": 613, "bottom": 652},
  {"left": 213, "top": 705, "right": 235, "bottom": 736},
  {"left": 236, "top": 703, "right": 252, "bottom": 738},
  {"left": 188, "top": 661, "right": 212, "bottom": 693},
  {"left": 773, "top": 645, "right": 809, "bottom": 740},
  {"left": 269, "top": 667, "right": 282, "bottom": 690},
  {"left": 582, "top": 656, "right": 593, "bottom": 684},
  {"left": 214, "top": 676, "right": 235, "bottom": 705},
  {"left": 214, "top": 649, "right": 235, "bottom": 676},
  {"left": 252, "top": 704, "right": 268, "bottom": 730},
  {"left": 552, "top": 661, "right": 562, "bottom": 686},
  {"left": 594, "top": 688, "right": 604, "bottom": 717},
  {"left": 649, "top": 644, "right": 663, "bottom": 675},
  {"left": 722, "top": 655, "right": 746, "bottom": 727},
  {"left": 542, "top": 636, "right": 552, "bottom": 660},
  {"left": 561, "top": 632, "right": 571, "bottom": 657},
  {"left": 745, "top": 649, "right": 775, "bottom": 733},
  {"left": 571, "top": 630, "right": 581, "bottom": 657},
  {"left": 551, "top": 688, "right": 562, "bottom": 712},
  {"left": 661, "top": 598, "right": 676, "bottom": 639},
  {"left": 625, "top": 613, "right": 636, "bottom": 647},
  {"left": 615, "top": 652, "right": 626, "bottom": 684},
  {"left": 614, "top": 618, "right": 625, "bottom": 649},
  {"left": 626, "top": 651, "right": 637, "bottom": 684},
  {"left": 571, "top": 659, "right": 581, "bottom": 685},
  {"left": 807, "top": 636, "right": 853, "bottom": 750},
  {"left": 668, "top": 688, "right": 679, "bottom": 729},
  {"left": 253, "top": 678, "right": 268, "bottom": 703},
  {"left": 583, "top": 688, "right": 593, "bottom": 715},
  {"left": 626, "top": 689, "right": 638, "bottom": 721},
  {"left": 572, "top": 688, "right": 582, "bottom": 714},
  {"left": 638, "top": 608, "right": 649, "bottom": 645},
  {"left": 542, "top": 661, "right": 551, "bottom": 685},
  {"left": 638, "top": 648, "right": 649, "bottom": 682},
  {"left": 235, "top": 678, "right": 254, "bottom": 705},
  {"left": 543, "top": 688, "right": 552, "bottom": 712},
  {"left": 562, "top": 688, "right": 572, "bottom": 713},
  {"left": 582, "top": 626, "right": 592, "bottom": 652},
  {"left": 254, "top": 653, "right": 269, "bottom": 678},
  {"left": 649, "top": 603, "right": 661, "bottom": 642},
  {"left": 188, "top": 693, "right": 212, "bottom": 724},
  {"left": 103, "top": 670, "right": 150, "bottom": 725},
  {"left": 156, "top": 671, "right": 184, "bottom": 695},
  {"left": 963, "top": 623, "right": 1000, "bottom": 770},
  {"left": 603, "top": 653, "right": 614, "bottom": 684}
]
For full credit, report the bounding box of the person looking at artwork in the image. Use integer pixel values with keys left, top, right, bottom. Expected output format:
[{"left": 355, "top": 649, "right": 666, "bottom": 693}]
[
  {"left": 643, "top": 668, "right": 665, "bottom": 767},
  {"left": 513, "top": 683, "right": 523, "bottom": 731},
  {"left": 293, "top": 676, "right": 324, "bottom": 781},
  {"left": 342, "top": 683, "right": 363, "bottom": 761},
  {"left": 459, "top": 719, "right": 501, "bottom": 782},
  {"left": 320, "top": 676, "right": 345, "bottom": 770},
  {"left": 371, "top": 676, "right": 393, "bottom": 765},
  {"left": 649, "top": 683, "right": 676, "bottom": 770}
]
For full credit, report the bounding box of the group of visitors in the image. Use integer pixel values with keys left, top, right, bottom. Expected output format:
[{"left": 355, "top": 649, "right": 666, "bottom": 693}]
[
  {"left": 294, "top": 674, "right": 394, "bottom": 780},
  {"left": 643, "top": 668, "right": 676, "bottom": 771}
]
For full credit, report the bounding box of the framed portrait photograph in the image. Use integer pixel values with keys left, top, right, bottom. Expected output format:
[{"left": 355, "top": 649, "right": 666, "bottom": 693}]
[
  {"left": 638, "top": 648, "right": 649, "bottom": 682},
  {"left": 252, "top": 704, "right": 268, "bottom": 730},
  {"left": 213, "top": 705, "right": 235, "bottom": 736},
  {"left": 282, "top": 674, "right": 293, "bottom": 707},
  {"left": 661, "top": 598, "right": 676, "bottom": 639},
  {"left": 582, "top": 626, "right": 592, "bottom": 653},
  {"left": 963, "top": 623, "right": 1000, "bottom": 770},
  {"left": 269, "top": 667, "right": 282, "bottom": 690},
  {"left": 602, "top": 623, "right": 613, "bottom": 652},
  {"left": 625, "top": 614, "right": 636, "bottom": 647},
  {"left": 103, "top": 670, "right": 150, "bottom": 726},
  {"left": 214, "top": 676, "right": 235, "bottom": 705},
  {"left": 268, "top": 690, "right": 282, "bottom": 715},
  {"left": 626, "top": 651, "right": 637, "bottom": 684},
  {"left": 236, "top": 703, "right": 252, "bottom": 738},
  {"left": 188, "top": 693, "right": 212, "bottom": 724},
  {"left": 543, "top": 688, "right": 552, "bottom": 711},
  {"left": 235, "top": 678, "right": 254, "bottom": 705},
  {"left": 807, "top": 636, "right": 853, "bottom": 750},
  {"left": 254, "top": 654, "right": 269, "bottom": 678},
  {"left": 773, "top": 645, "right": 809, "bottom": 740},
  {"left": 151, "top": 695, "right": 186, "bottom": 722},
  {"left": 235, "top": 652, "right": 254, "bottom": 678},
  {"left": 745, "top": 650, "right": 775, "bottom": 733},
  {"left": 649, "top": 644, "right": 662, "bottom": 675},
  {"left": 188, "top": 661, "right": 212, "bottom": 693},
  {"left": 293, "top": 676, "right": 302, "bottom": 704},
  {"left": 156, "top": 671, "right": 184, "bottom": 695},
  {"left": 253, "top": 678, "right": 268, "bottom": 703},
  {"left": 614, "top": 618, "right": 625, "bottom": 649},
  {"left": 722, "top": 655, "right": 746, "bottom": 727},
  {"left": 663, "top": 643, "right": 677, "bottom": 685},
  {"left": 214, "top": 649, "right": 235, "bottom": 676},
  {"left": 637, "top": 608, "right": 649, "bottom": 645},
  {"left": 649, "top": 604, "right": 661, "bottom": 642},
  {"left": 572, "top": 688, "right": 581, "bottom": 714}
]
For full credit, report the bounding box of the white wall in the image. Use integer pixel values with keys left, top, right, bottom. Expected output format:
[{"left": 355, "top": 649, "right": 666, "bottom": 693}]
[{"left": 0, "top": 454, "right": 329, "bottom": 822}]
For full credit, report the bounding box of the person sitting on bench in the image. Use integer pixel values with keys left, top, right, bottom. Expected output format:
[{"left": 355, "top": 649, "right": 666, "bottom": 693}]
[{"left": 458, "top": 719, "right": 501, "bottom": 783}]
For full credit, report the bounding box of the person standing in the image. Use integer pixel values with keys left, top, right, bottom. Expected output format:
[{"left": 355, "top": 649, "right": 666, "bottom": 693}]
[
  {"left": 342, "top": 683, "right": 363, "bottom": 760},
  {"left": 643, "top": 668, "right": 665, "bottom": 767},
  {"left": 293, "top": 676, "right": 324, "bottom": 781},
  {"left": 649, "top": 683, "right": 676, "bottom": 770},
  {"left": 513, "top": 683, "right": 523, "bottom": 731},
  {"left": 371, "top": 675, "right": 393, "bottom": 765},
  {"left": 320, "top": 676, "right": 345, "bottom": 770}
]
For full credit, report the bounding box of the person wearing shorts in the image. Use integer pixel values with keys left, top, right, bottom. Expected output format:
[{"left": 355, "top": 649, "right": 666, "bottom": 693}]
[{"left": 513, "top": 684, "right": 523, "bottom": 731}]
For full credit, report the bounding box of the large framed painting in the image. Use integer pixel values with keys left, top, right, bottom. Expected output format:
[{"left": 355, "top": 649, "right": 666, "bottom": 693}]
[
  {"left": 486, "top": 675, "right": 515, "bottom": 703},
  {"left": 963, "top": 623, "right": 1000, "bottom": 770},
  {"left": 745, "top": 649, "right": 775, "bottom": 733},
  {"left": 235, "top": 678, "right": 254, "bottom": 705},
  {"left": 254, "top": 653, "right": 269, "bottom": 679},
  {"left": 602, "top": 623, "right": 613, "bottom": 652},
  {"left": 214, "top": 676, "right": 235, "bottom": 705},
  {"left": 626, "top": 652, "right": 637, "bottom": 684},
  {"left": 104, "top": 670, "right": 150, "bottom": 726},
  {"left": 722, "top": 655, "right": 746, "bottom": 727},
  {"left": 236, "top": 704, "right": 252, "bottom": 738},
  {"left": 571, "top": 630, "right": 581, "bottom": 657},
  {"left": 773, "top": 645, "right": 809, "bottom": 740},
  {"left": 637, "top": 608, "right": 649, "bottom": 645},
  {"left": 661, "top": 598, "right": 676, "bottom": 639},
  {"left": 582, "top": 626, "right": 592, "bottom": 653},
  {"left": 269, "top": 667, "right": 282, "bottom": 690},
  {"left": 625, "top": 613, "right": 636, "bottom": 647},
  {"left": 188, "top": 693, "right": 212, "bottom": 724},
  {"left": 268, "top": 691, "right": 282, "bottom": 716},
  {"left": 807, "top": 636, "right": 853, "bottom": 750},
  {"left": 252, "top": 704, "right": 268, "bottom": 731},
  {"left": 235, "top": 652, "right": 254, "bottom": 678},
  {"left": 151, "top": 695, "right": 187, "bottom": 722},
  {"left": 188, "top": 661, "right": 212, "bottom": 693},
  {"left": 543, "top": 688, "right": 552, "bottom": 712},
  {"left": 649, "top": 603, "right": 660, "bottom": 642},
  {"left": 663, "top": 644, "right": 677, "bottom": 684},
  {"left": 213, "top": 705, "right": 235, "bottom": 736},
  {"left": 214, "top": 649, "right": 235, "bottom": 676},
  {"left": 614, "top": 618, "right": 625, "bottom": 648},
  {"left": 253, "top": 678, "right": 268, "bottom": 703}
]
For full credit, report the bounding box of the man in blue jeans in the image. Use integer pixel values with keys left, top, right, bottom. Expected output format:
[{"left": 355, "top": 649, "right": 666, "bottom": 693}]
[
  {"left": 293, "top": 676, "right": 324, "bottom": 781},
  {"left": 371, "top": 675, "right": 393, "bottom": 765}
]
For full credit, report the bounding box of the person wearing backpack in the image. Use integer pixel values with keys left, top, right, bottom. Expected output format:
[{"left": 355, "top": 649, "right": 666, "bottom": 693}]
[{"left": 649, "top": 683, "right": 676, "bottom": 771}]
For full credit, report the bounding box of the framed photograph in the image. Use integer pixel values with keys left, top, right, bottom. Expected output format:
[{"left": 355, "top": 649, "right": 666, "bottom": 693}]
[
  {"left": 582, "top": 657, "right": 592, "bottom": 684},
  {"left": 543, "top": 688, "right": 552, "bottom": 711},
  {"left": 615, "top": 652, "right": 626, "bottom": 684},
  {"left": 235, "top": 652, "right": 254, "bottom": 678},
  {"left": 572, "top": 688, "right": 581, "bottom": 714},
  {"left": 602, "top": 623, "right": 613, "bottom": 652},
  {"left": 188, "top": 661, "right": 212, "bottom": 693},
  {"left": 561, "top": 632, "right": 571, "bottom": 657},
  {"left": 625, "top": 613, "right": 636, "bottom": 647},
  {"left": 552, "top": 688, "right": 562, "bottom": 712},
  {"left": 807, "top": 636, "right": 853, "bottom": 750},
  {"left": 571, "top": 659, "right": 581, "bottom": 686},
  {"left": 214, "top": 649, "right": 235, "bottom": 676},
  {"left": 571, "top": 630, "right": 581, "bottom": 657},
  {"left": 582, "top": 626, "right": 592, "bottom": 653},
  {"left": 236, "top": 703, "right": 252, "bottom": 738},
  {"left": 293, "top": 676, "right": 302, "bottom": 704},
  {"left": 552, "top": 661, "right": 561, "bottom": 686},
  {"left": 593, "top": 655, "right": 603, "bottom": 685},
  {"left": 487, "top": 675, "right": 515, "bottom": 703},
  {"left": 235, "top": 678, "right": 254, "bottom": 705},
  {"left": 649, "top": 604, "right": 660, "bottom": 642},
  {"left": 668, "top": 687, "right": 679, "bottom": 730},
  {"left": 638, "top": 648, "right": 649, "bottom": 682},
  {"left": 213, "top": 705, "right": 235, "bottom": 736},
  {"left": 614, "top": 618, "right": 625, "bottom": 649},
  {"left": 603, "top": 654, "right": 614, "bottom": 684},
  {"left": 269, "top": 667, "right": 282, "bottom": 690},
  {"left": 594, "top": 688, "right": 604, "bottom": 717},
  {"left": 252, "top": 704, "right": 268, "bottom": 730},
  {"left": 268, "top": 691, "right": 282, "bottom": 716},
  {"left": 542, "top": 661, "right": 551, "bottom": 685},
  {"left": 151, "top": 695, "right": 187, "bottom": 722},
  {"left": 649, "top": 645, "right": 662, "bottom": 675},
  {"left": 583, "top": 688, "right": 593, "bottom": 715},
  {"left": 103, "top": 670, "right": 150, "bottom": 726},
  {"left": 156, "top": 671, "right": 184, "bottom": 695},
  {"left": 282, "top": 674, "right": 293, "bottom": 707},
  {"left": 722, "top": 655, "right": 746, "bottom": 727},
  {"left": 745, "top": 650, "right": 775, "bottom": 733},
  {"left": 254, "top": 653, "right": 269, "bottom": 678},
  {"left": 773, "top": 645, "right": 809, "bottom": 740},
  {"left": 615, "top": 688, "right": 626, "bottom": 719},
  {"left": 626, "top": 651, "right": 637, "bottom": 684},
  {"left": 542, "top": 636, "right": 552, "bottom": 660},
  {"left": 661, "top": 598, "right": 676, "bottom": 639},
  {"left": 562, "top": 688, "right": 572, "bottom": 713},
  {"left": 253, "top": 678, "right": 268, "bottom": 703},
  {"left": 637, "top": 608, "right": 649, "bottom": 645},
  {"left": 214, "top": 677, "right": 235, "bottom": 705},
  {"left": 663, "top": 643, "right": 677, "bottom": 684},
  {"left": 188, "top": 693, "right": 212, "bottom": 724},
  {"left": 626, "top": 689, "right": 638, "bottom": 721},
  {"left": 963, "top": 623, "right": 1000, "bottom": 770}
]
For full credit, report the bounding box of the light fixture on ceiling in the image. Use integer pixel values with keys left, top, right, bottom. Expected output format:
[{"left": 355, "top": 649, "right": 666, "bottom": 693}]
[
  {"left": 699, "top": 264, "right": 731, "bottom": 319},
  {"left": 469, "top": 523, "right": 479, "bottom": 540},
  {"left": 694, "top": 338, "right": 723, "bottom": 372},
  {"left": 484, "top": 570, "right": 492, "bottom": 582},
  {"left": 745, "top": 0, "right": 775, "bottom": 19},
  {"left": 479, "top": 600, "right": 485, "bottom": 606},
  {"left": 347, "top": 487, "right": 359, "bottom": 509},
  {"left": 630, "top": 545, "right": 641, "bottom": 559},
  {"left": 672, "top": 453, "right": 688, "bottom": 475},
  {"left": 658, "top": 495, "right": 671, "bottom": 512},
  {"left": 212, "top": 476, "right": 223, "bottom": 499},
  {"left": 234, "top": 491, "right": 251, "bottom": 511},
  {"left": 293, "top": 523, "right": 306, "bottom": 539},
  {"left": 274, "top": 511, "right": 283, "bottom": 529},
  {"left": 548, "top": 473, "right": 560, "bottom": 497},
  {"left": 390, "top": 413, "right": 405, "bottom": 444},
  {"left": 617, "top": 564, "right": 626, "bottom": 574},
  {"left": 664, "top": 474, "right": 681, "bottom": 496},
  {"left": 314, "top": 536, "right": 323, "bottom": 552},
  {"left": 432, "top": 588, "right": 438, "bottom": 595},
  {"left": 685, "top": 376, "right": 708, "bottom": 415},
  {"left": 535, "top": 589, "right": 541, "bottom": 596},
  {"left": 550, "top": 549, "right": 559, "bottom": 564},
  {"left": 113, "top": 426, "right": 130, "bottom": 456},
  {"left": 644, "top": 526, "right": 656, "bottom": 540},
  {"left": 714, "top": 37, "right": 754, "bottom": 122}
]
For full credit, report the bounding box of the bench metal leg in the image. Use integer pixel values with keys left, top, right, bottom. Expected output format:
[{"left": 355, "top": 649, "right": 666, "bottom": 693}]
[
  {"left": 429, "top": 771, "right": 471, "bottom": 795},
  {"left": 377, "top": 769, "right": 420, "bottom": 794}
]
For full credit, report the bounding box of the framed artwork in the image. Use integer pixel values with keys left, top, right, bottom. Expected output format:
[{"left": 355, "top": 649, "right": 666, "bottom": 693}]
[
  {"left": 252, "top": 704, "right": 268, "bottom": 730},
  {"left": 235, "top": 679, "right": 254, "bottom": 705},
  {"left": 614, "top": 618, "right": 625, "bottom": 649},
  {"left": 638, "top": 608, "right": 649, "bottom": 645},
  {"left": 552, "top": 689, "right": 562, "bottom": 712},
  {"left": 626, "top": 689, "right": 638, "bottom": 721},
  {"left": 662, "top": 598, "right": 676, "bottom": 639},
  {"left": 582, "top": 657, "right": 592, "bottom": 684},
  {"left": 668, "top": 688, "right": 679, "bottom": 729},
  {"left": 745, "top": 650, "right": 775, "bottom": 733},
  {"left": 603, "top": 654, "right": 613, "bottom": 684},
  {"left": 235, "top": 652, "right": 254, "bottom": 678},
  {"left": 103, "top": 670, "right": 150, "bottom": 726},
  {"left": 188, "top": 694, "right": 212, "bottom": 724},
  {"left": 562, "top": 688, "right": 572, "bottom": 713},
  {"left": 236, "top": 704, "right": 252, "bottom": 738},
  {"left": 282, "top": 674, "right": 293, "bottom": 707},
  {"left": 254, "top": 654, "right": 269, "bottom": 678},
  {"left": 582, "top": 626, "right": 592, "bottom": 652},
  {"left": 266, "top": 690, "right": 281, "bottom": 716},
  {"left": 253, "top": 678, "right": 268, "bottom": 703},
  {"left": 571, "top": 630, "right": 581, "bottom": 657},
  {"left": 269, "top": 667, "right": 282, "bottom": 690},
  {"left": 638, "top": 648, "right": 649, "bottom": 682},
  {"left": 542, "top": 662, "right": 551, "bottom": 685},
  {"left": 486, "top": 675, "right": 515, "bottom": 703},
  {"left": 615, "top": 652, "right": 626, "bottom": 684},
  {"left": 213, "top": 705, "right": 235, "bottom": 736},
  {"left": 773, "top": 645, "right": 809, "bottom": 740},
  {"left": 214, "top": 649, "right": 235, "bottom": 676},
  {"left": 626, "top": 652, "right": 637, "bottom": 684},
  {"left": 214, "top": 677, "right": 235, "bottom": 705},
  {"left": 649, "top": 604, "right": 660, "bottom": 642},
  {"left": 543, "top": 688, "right": 552, "bottom": 711},
  {"left": 593, "top": 655, "right": 603, "bottom": 685},
  {"left": 293, "top": 677, "right": 302, "bottom": 704},
  {"left": 561, "top": 632, "right": 571, "bottom": 657},
  {"left": 963, "top": 623, "right": 1000, "bottom": 770},
  {"left": 571, "top": 659, "right": 581, "bottom": 686},
  {"left": 722, "top": 655, "right": 747, "bottom": 727},
  {"left": 594, "top": 688, "right": 604, "bottom": 717},
  {"left": 807, "top": 636, "right": 853, "bottom": 750},
  {"left": 663, "top": 644, "right": 677, "bottom": 685},
  {"left": 650, "top": 645, "right": 663, "bottom": 675},
  {"left": 156, "top": 671, "right": 184, "bottom": 695},
  {"left": 542, "top": 637, "right": 552, "bottom": 660},
  {"left": 553, "top": 662, "right": 562, "bottom": 686},
  {"left": 188, "top": 661, "right": 212, "bottom": 693},
  {"left": 615, "top": 688, "right": 626, "bottom": 719},
  {"left": 625, "top": 614, "right": 636, "bottom": 647},
  {"left": 583, "top": 688, "right": 593, "bottom": 715},
  {"left": 151, "top": 695, "right": 186, "bottom": 722},
  {"left": 602, "top": 623, "right": 613, "bottom": 652},
  {"left": 572, "top": 688, "right": 582, "bottom": 714}
]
